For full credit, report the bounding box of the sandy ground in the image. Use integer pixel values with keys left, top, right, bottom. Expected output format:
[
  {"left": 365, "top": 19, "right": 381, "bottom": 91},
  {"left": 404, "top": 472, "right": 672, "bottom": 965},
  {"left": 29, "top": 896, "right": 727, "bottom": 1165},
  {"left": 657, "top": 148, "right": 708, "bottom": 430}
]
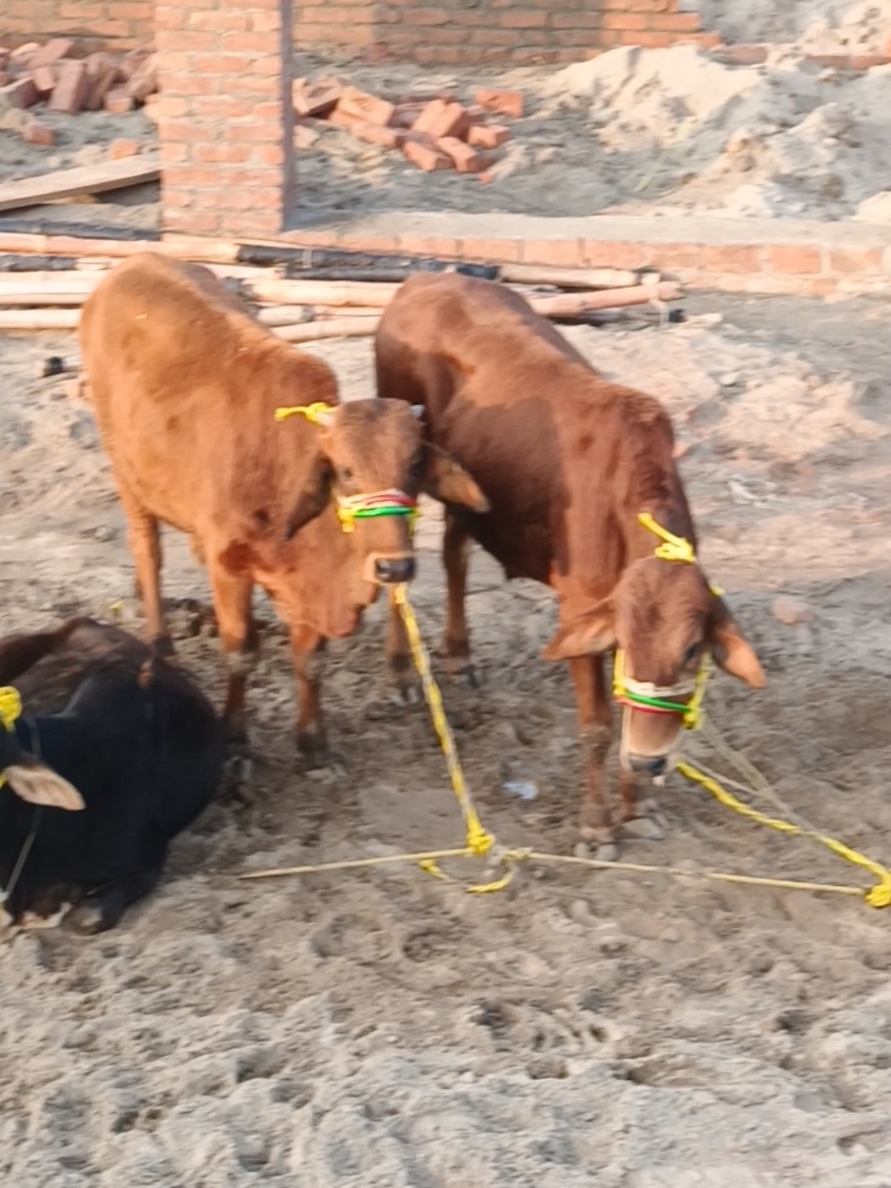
[
  {"left": 1, "top": 291, "right": 891, "bottom": 1185},
  {"left": 8, "top": 32, "right": 891, "bottom": 232}
]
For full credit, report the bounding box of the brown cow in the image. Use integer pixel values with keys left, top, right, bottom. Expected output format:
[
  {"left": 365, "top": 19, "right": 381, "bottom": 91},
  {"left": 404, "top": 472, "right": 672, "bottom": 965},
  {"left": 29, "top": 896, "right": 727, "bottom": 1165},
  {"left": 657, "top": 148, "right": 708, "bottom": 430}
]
[
  {"left": 375, "top": 272, "right": 765, "bottom": 858},
  {"left": 79, "top": 253, "right": 487, "bottom": 760}
]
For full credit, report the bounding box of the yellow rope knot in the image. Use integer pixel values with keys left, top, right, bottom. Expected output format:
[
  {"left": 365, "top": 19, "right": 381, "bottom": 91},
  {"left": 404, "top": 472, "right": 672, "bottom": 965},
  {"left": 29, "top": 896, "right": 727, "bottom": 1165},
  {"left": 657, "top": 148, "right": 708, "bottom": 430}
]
[
  {"left": 0, "top": 686, "right": 23, "bottom": 792},
  {"left": 274, "top": 402, "right": 336, "bottom": 425},
  {"left": 0, "top": 687, "right": 22, "bottom": 733}
]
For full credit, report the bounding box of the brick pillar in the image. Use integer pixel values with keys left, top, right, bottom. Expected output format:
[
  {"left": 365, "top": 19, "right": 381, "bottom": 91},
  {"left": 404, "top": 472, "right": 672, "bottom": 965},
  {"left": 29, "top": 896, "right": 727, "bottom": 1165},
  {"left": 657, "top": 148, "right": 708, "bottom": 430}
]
[{"left": 154, "top": 0, "right": 294, "bottom": 239}]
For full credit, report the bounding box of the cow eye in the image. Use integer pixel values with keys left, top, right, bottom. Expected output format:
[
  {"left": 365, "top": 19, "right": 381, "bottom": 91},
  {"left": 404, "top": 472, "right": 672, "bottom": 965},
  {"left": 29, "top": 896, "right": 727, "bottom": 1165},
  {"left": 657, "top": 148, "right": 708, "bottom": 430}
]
[
  {"left": 408, "top": 458, "right": 423, "bottom": 482},
  {"left": 338, "top": 467, "right": 353, "bottom": 483},
  {"left": 682, "top": 642, "right": 701, "bottom": 667}
]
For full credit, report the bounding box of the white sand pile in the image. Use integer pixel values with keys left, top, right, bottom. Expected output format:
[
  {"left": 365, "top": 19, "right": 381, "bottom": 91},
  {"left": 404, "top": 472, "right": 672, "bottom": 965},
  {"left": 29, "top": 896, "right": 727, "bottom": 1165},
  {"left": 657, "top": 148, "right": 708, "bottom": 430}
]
[
  {"left": 536, "top": 44, "right": 891, "bottom": 219},
  {"left": 688, "top": 0, "right": 891, "bottom": 53}
]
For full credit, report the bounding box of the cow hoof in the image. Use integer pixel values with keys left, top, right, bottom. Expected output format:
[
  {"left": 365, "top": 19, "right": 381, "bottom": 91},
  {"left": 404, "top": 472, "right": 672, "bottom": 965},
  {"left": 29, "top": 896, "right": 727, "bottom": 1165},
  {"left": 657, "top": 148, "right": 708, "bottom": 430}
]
[
  {"left": 457, "top": 663, "right": 482, "bottom": 690},
  {"left": 65, "top": 902, "right": 109, "bottom": 935},
  {"left": 150, "top": 634, "right": 175, "bottom": 659},
  {"left": 296, "top": 732, "right": 336, "bottom": 771},
  {"left": 574, "top": 839, "right": 619, "bottom": 863},
  {"left": 224, "top": 752, "right": 255, "bottom": 797},
  {"left": 622, "top": 816, "right": 666, "bottom": 841}
]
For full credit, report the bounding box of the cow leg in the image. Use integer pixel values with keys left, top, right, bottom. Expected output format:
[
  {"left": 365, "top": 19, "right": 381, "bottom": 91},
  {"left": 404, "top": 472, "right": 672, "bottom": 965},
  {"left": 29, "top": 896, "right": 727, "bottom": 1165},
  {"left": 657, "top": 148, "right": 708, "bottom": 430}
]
[
  {"left": 570, "top": 655, "right": 618, "bottom": 861},
  {"left": 290, "top": 624, "right": 331, "bottom": 767},
  {"left": 120, "top": 488, "right": 171, "bottom": 657},
  {"left": 208, "top": 564, "right": 258, "bottom": 749},
  {"left": 619, "top": 771, "right": 669, "bottom": 840},
  {"left": 441, "top": 512, "right": 479, "bottom": 688},
  {"left": 66, "top": 844, "right": 168, "bottom": 935}
]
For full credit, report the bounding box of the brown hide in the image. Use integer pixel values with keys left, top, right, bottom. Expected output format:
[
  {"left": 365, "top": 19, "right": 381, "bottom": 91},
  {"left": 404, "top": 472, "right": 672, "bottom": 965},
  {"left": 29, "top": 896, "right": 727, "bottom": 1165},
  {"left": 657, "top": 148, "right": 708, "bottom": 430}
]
[
  {"left": 78, "top": 253, "right": 436, "bottom": 751},
  {"left": 375, "top": 272, "right": 763, "bottom": 851},
  {"left": 81, "top": 253, "right": 376, "bottom": 640}
]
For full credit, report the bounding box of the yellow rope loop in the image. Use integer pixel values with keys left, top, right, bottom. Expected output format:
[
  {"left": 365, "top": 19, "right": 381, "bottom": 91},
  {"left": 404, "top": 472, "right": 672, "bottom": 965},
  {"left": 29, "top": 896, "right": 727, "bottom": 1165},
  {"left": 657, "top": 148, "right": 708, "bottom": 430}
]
[
  {"left": 274, "top": 402, "right": 336, "bottom": 425},
  {"left": 393, "top": 585, "right": 495, "bottom": 859},
  {"left": 676, "top": 758, "right": 891, "bottom": 909},
  {"left": 0, "top": 687, "right": 22, "bottom": 733},
  {"left": 638, "top": 511, "right": 697, "bottom": 565}
]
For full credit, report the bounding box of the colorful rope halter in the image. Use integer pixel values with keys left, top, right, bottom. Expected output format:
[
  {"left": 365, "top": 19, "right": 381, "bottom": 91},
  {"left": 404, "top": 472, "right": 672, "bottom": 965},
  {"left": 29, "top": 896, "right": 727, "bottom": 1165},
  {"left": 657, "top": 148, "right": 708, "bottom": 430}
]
[
  {"left": 275, "top": 403, "right": 419, "bottom": 535},
  {"left": 611, "top": 513, "right": 718, "bottom": 729}
]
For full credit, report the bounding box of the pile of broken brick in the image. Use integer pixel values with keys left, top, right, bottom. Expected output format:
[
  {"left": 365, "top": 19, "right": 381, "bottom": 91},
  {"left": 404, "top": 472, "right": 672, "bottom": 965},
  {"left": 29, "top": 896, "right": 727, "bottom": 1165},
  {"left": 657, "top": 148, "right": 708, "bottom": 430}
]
[
  {"left": 294, "top": 76, "right": 521, "bottom": 175},
  {"left": 0, "top": 38, "right": 157, "bottom": 148}
]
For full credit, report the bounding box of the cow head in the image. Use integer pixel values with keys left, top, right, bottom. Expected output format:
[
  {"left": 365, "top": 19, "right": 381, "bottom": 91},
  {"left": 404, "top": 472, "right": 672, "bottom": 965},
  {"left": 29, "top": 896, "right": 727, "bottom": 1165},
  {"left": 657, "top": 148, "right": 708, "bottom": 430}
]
[
  {"left": 542, "top": 557, "right": 764, "bottom": 775},
  {"left": 283, "top": 399, "right": 488, "bottom": 588}
]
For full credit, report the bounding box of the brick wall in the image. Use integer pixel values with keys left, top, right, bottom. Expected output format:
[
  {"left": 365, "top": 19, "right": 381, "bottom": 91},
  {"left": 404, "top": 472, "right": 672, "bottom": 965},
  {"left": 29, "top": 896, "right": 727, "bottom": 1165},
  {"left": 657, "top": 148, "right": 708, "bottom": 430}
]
[
  {"left": 0, "top": 0, "right": 153, "bottom": 52},
  {"left": 2, "top": 0, "right": 718, "bottom": 64}
]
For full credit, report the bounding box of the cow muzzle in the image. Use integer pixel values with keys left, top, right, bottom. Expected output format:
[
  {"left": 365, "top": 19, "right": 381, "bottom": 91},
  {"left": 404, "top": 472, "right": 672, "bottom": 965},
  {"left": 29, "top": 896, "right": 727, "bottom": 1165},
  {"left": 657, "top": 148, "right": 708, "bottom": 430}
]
[
  {"left": 612, "top": 650, "right": 709, "bottom": 780},
  {"left": 373, "top": 555, "right": 416, "bottom": 585}
]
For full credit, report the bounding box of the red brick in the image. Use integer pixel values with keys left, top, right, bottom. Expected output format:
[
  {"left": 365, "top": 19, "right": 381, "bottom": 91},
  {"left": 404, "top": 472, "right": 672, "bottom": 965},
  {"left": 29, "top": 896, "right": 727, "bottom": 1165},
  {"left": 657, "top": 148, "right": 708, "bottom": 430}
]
[
  {"left": 500, "top": 10, "right": 547, "bottom": 27},
  {"left": 828, "top": 247, "right": 882, "bottom": 274},
  {"left": 0, "top": 77, "right": 38, "bottom": 111},
  {"left": 49, "top": 60, "right": 89, "bottom": 114},
  {"left": 582, "top": 240, "right": 644, "bottom": 269},
  {"left": 109, "top": 137, "right": 141, "bottom": 159},
  {"left": 467, "top": 123, "right": 509, "bottom": 149},
  {"left": 521, "top": 239, "right": 584, "bottom": 267},
  {"left": 649, "top": 243, "right": 704, "bottom": 271},
  {"left": 438, "top": 136, "right": 485, "bottom": 172},
  {"left": 458, "top": 237, "right": 521, "bottom": 263},
  {"left": 849, "top": 54, "right": 891, "bottom": 70},
  {"left": 764, "top": 245, "right": 822, "bottom": 274},
  {"left": 602, "top": 12, "right": 649, "bottom": 30},
  {"left": 412, "top": 98, "right": 470, "bottom": 139},
  {"left": 397, "top": 233, "right": 459, "bottom": 257},
  {"left": 714, "top": 44, "right": 768, "bottom": 65},
  {"left": 10, "top": 43, "right": 40, "bottom": 64},
  {"left": 390, "top": 102, "right": 425, "bottom": 129},
  {"left": 29, "top": 38, "right": 74, "bottom": 69},
  {"left": 474, "top": 88, "right": 524, "bottom": 118},
  {"left": 703, "top": 245, "right": 761, "bottom": 273},
  {"left": 650, "top": 12, "right": 701, "bottom": 31},
  {"left": 632, "top": 32, "right": 677, "bottom": 46},
  {"left": 125, "top": 52, "right": 158, "bottom": 102},
  {"left": 28, "top": 64, "right": 57, "bottom": 96},
  {"left": 402, "top": 137, "right": 453, "bottom": 171},
  {"left": 105, "top": 87, "right": 135, "bottom": 114},
  {"left": 83, "top": 53, "right": 120, "bottom": 111},
  {"left": 352, "top": 120, "right": 406, "bottom": 148},
  {"left": 336, "top": 85, "right": 395, "bottom": 127},
  {"left": 22, "top": 117, "right": 54, "bottom": 146},
  {"left": 297, "top": 74, "right": 344, "bottom": 116}
]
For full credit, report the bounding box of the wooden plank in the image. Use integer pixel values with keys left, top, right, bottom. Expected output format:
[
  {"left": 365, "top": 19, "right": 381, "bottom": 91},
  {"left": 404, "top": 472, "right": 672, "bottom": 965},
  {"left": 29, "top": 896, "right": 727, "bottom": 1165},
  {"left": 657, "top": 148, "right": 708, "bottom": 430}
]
[{"left": 0, "top": 155, "right": 160, "bottom": 214}]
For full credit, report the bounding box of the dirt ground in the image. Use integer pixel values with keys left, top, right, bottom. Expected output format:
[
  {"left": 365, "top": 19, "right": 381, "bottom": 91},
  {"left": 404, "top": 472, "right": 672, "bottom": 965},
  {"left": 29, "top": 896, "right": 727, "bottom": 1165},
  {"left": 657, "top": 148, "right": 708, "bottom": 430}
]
[{"left": 1, "top": 290, "right": 891, "bottom": 1186}]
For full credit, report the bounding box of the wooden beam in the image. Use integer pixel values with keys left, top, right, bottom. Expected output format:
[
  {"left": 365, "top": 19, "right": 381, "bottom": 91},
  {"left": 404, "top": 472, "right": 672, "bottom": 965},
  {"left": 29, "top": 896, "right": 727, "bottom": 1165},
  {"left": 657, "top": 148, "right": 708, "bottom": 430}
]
[{"left": 0, "top": 155, "right": 161, "bottom": 214}]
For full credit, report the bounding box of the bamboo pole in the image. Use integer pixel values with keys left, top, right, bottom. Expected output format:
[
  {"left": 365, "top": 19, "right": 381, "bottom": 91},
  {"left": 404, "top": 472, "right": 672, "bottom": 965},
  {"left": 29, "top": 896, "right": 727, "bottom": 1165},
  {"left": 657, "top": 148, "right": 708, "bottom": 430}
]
[
  {"left": 272, "top": 316, "right": 380, "bottom": 342},
  {"left": 0, "top": 309, "right": 80, "bottom": 329},
  {"left": 528, "top": 281, "right": 681, "bottom": 317}
]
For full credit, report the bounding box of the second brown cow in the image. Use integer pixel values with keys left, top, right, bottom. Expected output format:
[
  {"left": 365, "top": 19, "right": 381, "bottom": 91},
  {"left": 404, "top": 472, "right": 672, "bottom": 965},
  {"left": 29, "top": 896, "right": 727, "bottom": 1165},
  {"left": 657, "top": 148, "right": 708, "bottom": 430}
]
[
  {"left": 376, "top": 272, "right": 765, "bottom": 858},
  {"left": 79, "top": 253, "right": 487, "bottom": 760}
]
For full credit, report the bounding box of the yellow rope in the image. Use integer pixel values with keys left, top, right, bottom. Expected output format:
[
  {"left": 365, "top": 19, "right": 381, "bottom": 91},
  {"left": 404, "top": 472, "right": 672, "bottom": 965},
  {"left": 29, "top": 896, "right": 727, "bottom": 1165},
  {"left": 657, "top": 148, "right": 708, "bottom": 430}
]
[
  {"left": 392, "top": 584, "right": 494, "bottom": 860},
  {"left": 0, "top": 686, "right": 22, "bottom": 791},
  {"left": 239, "top": 567, "right": 889, "bottom": 910},
  {"left": 676, "top": 755, "right": 891, "bottom": 909},
  {"left": 274, "top": 402, "right": 335, "bottom": 425}
]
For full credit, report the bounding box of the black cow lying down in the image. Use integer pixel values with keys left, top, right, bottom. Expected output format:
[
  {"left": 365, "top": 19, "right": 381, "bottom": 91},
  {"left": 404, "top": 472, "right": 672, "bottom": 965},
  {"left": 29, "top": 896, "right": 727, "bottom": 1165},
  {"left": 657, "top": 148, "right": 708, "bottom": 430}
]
[{"left": 0, "top": 617, "right": 223, "bottom": 935}]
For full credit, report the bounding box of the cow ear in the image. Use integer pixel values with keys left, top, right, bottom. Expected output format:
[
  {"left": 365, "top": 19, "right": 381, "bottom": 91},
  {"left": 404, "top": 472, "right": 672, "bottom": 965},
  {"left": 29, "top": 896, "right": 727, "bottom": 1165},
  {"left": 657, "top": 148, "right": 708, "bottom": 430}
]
[
  {"left": 542, "top": 599, "right": 616, "bottom": 661},
  {"left": 3, "top": 757, "right": 84, "bottom": 811},
  {"left": 284, "top": 453, "right": 333, "bottom": 540},
  {"left": 707, "top": 595, "right": 765, "bottom": 688},
  {"left": 422, "top": 447, "right": 489, "bottom": 513}
]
